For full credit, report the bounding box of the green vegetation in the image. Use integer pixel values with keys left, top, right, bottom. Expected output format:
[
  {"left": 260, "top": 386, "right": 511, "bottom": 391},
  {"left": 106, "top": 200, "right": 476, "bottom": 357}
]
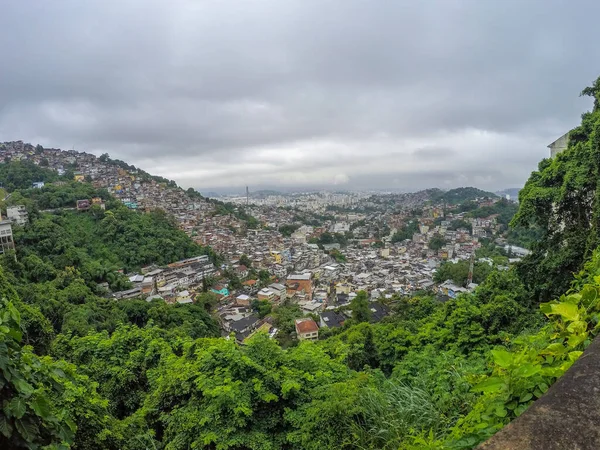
[
  {"left": 278, "top": 223, "right": 300, "bottom": 237},
  {"left": 391, "top": 219, "right": 420, "bottom": 243},
  {"left": 309, "top": 231, "right": 348, "bottom": 248},
  {"left": 210, "top": 199, "right": 260, "bottom": 229},
  {"left": 428, "top": 233, "right": 447, "bottom": 251},
  {"left": 465, "top": 198, "right": 518, "bottom": 226},
  {"left": 512, "top": 76, "right": 600, "bottom": 303},
  {"left": 329, "top": 248, "right": 347, "bottom": 262},
  {"left": 0, "top": 160, "right": 63, "bottom": 191},
  {"left": 434, "top": 259, "right": 494, "bottom": 286},
  {"left": 432, "top": 187, "right": 497, "bottom": 205}
]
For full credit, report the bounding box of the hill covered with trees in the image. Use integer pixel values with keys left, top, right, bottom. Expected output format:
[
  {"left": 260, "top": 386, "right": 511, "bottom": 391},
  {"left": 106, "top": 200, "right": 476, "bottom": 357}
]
[
  {"left": 431, "top": 187, "right": 498, "bottom": 205},
  {"left": 2, "top": 76, "right": 600, "bottom": 449}
]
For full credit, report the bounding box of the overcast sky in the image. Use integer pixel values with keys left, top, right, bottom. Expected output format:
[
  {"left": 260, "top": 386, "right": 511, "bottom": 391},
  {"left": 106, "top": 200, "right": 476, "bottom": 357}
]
[{"left": 1, "top": 0, "right": 599, "bottom": 193}]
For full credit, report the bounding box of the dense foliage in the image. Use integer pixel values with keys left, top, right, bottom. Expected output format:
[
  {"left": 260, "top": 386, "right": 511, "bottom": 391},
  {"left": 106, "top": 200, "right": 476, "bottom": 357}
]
[
  {"left": 512, "top": 75, "right": 600, "bottom": 302},
  {"left": 0, "top": 161, "right": 63, "bottom": 191},
  {"left": 431, "top": 187, "right": 497, "bottom": 205}
]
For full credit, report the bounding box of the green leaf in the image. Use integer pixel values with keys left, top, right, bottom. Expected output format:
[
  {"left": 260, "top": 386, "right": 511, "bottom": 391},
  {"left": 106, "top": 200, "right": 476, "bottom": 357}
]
[
  {"left": 30, "top": 396, "right": 51, "bottom": 419},
  {"left": 568, "top": 351, "right": 583, "bottom": 362},
  {"left": 472, "top": 376, "right": 506, "bottom": 393},
  {"left": 9, "top": 397, "right": 26, "bottom": 419},
  {"left": 567, "top": 333, "right": 587, "bottom": 348},
  {"left": 567, "top": 320, "right": 587, "bottom": 334},
  {"left": 0, "top": 415, "right": 12, "bottom": 437},
  {"left": 519, "top": 392, "right": 533, "bottom": 403},
  {"left": 513, "top": 363, "right": 540, "bottom": 378},
  {"left": 15, "top": 418, "right": 38, "bottom": 442},
  {"left": 14, "top": 378, "right": 34, "bottom": 396},
  {"left": 491, "top": 349, "right": 514, "bottom": 369},
  {"left": 495, "top": 406, "right": 507, "bottom": 418},
  {"left": 549, "top": 302, "right": 580, "bottom": 321},
  {"left": 543, "top": 343, "right": 566, "bottom": 356},
  {"left": 540, "top": 302, "right": 554, "bottom": 315},
  {"left": 538, "top": 382, "right": 549, "bottom": 393}
]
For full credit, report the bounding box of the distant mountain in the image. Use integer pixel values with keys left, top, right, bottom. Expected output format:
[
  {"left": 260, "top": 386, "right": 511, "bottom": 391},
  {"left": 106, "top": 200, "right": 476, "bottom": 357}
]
[{"left": 431, "top": 187, "right": 498, "bottom": 205}]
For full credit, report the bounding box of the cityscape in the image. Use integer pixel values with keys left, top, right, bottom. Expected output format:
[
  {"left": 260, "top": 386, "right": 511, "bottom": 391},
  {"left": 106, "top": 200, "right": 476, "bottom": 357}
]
[{"left": 1, "top": 139, "right": 532, "bottom": 343}]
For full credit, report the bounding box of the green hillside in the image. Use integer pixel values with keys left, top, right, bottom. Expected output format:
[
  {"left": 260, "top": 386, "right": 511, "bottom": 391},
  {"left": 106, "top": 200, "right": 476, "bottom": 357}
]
[{"left": 432, "top": 187, "right": 498, "bottom": 204}]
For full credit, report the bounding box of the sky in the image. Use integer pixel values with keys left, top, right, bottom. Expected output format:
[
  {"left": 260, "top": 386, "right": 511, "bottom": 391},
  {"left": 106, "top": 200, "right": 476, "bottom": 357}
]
[{"left": 1, "top": 0, "right": 599, "bottom": 194}]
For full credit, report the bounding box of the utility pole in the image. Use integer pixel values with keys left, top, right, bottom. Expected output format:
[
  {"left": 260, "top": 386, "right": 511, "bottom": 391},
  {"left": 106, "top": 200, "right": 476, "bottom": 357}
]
[{"left": 246, "top": 186, "right": 249, "bottom": 206}]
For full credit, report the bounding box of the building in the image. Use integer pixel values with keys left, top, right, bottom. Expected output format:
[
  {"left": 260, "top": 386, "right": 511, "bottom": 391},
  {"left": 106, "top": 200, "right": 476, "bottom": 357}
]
[
  {"left": 6, "top": 205, "right": 28, "bottom": 226},
  {"left": 319, "top": 310, "right": 345, "bottom": 328},
  {"left": 0, "top": 221, "right": 15, "bottom": 254},
  {"left": 267, "top": 283, "right": 286, "bottom": 301},
  {"left": 235, "top": 294, "right": 251, "bottom": 306},
  {"left": 548, "top": 132, "right": 569, "bottom": 157},
  {"left": 76, "top": 199, "right": 91, "bottom": 211},
  {"left": 257, "top": 288, "right": 275, "bottom": 302},
  {"left": 286, "top": 273, "right": 313, "bottom": 300},
  {"left": 295, "top": 318, "right": 319, "bottom": 340}
]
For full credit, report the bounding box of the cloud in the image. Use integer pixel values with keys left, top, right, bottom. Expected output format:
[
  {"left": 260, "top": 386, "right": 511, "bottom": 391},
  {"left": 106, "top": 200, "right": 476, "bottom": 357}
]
[{"left": 0, "top": 0, "right": 599, "bottom": 192}]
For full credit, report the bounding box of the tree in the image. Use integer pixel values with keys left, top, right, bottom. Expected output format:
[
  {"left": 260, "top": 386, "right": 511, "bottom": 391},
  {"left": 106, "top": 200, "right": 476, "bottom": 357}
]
[
  {"left": 258, "top": 269, "right": 271, "bottom": 286},
  {"left": 251, "top": 298, "right": 272, "bottom": 318},
  {"left": 239, "top": 254, "right": 252, "bottom": 268},
  {"left": 0, "top": 298, "right": 116, "bottom": 450},
  {"left": 428, "top": 234, "right": 446, "bottom": 251},
  {"left": 512, "top": 75, "right": 600, "bottom": 302},
  {"left": 434, "top": 260, "right": 493, "bottom": 286},
  {"left": 351, "top": 290, "right": 371, "bottom": 323}
]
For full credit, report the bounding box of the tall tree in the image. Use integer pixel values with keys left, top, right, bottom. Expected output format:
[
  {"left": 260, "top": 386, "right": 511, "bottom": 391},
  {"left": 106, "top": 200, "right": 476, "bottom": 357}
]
[
  {"left": 351, "top": 290, "right": 371, "bottom": 323},
  {"left": 512, "top": 75, "right": 600, "bottom": 302}
]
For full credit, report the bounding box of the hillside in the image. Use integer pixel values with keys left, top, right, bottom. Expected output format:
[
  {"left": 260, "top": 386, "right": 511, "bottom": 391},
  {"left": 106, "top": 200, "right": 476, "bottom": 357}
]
[
  {"left": 1, "top": 77, "right": 600, "bottom": 449},
  {"left": 431, "top": 186, "right": 498, "bottom": 204},
  {"left": 0, "top": 141, "right": 259, "bottom": 232}
]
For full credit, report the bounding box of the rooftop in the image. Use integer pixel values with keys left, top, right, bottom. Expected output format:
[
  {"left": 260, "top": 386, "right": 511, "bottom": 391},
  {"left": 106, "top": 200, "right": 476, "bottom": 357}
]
[{"left": 295, "top": 318, "right": 319, "bottom": 334}]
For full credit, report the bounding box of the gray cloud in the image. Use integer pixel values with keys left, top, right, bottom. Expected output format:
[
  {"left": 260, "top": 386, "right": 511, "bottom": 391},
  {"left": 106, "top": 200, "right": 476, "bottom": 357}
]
[{"left": 1, "top": 0, "right": 599, "bottom": 192}]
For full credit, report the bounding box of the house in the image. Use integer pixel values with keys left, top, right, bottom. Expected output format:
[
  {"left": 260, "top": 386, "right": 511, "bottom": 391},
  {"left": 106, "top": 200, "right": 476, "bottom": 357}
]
[
  {"left": 319, "top": 310, "right": 345, "bottom": 328},
  {"left": 0, "top": 221, "right": 15, "bottom": 254},
  {"left": 300, "top": 301, "right": 323, "bottom": 314},
  {"left": 32, "top": 181, "right": 45, "bottom": 189},
  {"left": 235, "top": 265, "right": 249, "bottom": 278},
  {"left": 369, "top": 302, "right": 390, "bottom": 323},
  {"left": 211, "top": 286, "right": 230, "bottom": 297},
  {"left": 230, "top": 314, "right": 260, "bottom": 340},
  {"left": 268, "top": 283, "right": 286, "bottom": 301},
  {"left": 176, "top": 290, "right": 193, "bottom": 304},
  {"left": 548, "top": 131, "right": 569, "bottom": 157},
  {"left": 76, "top": 199, "right": 90, "bottom": 211},
  {"left": 295, "top": 318, "right": 319, "bottom": 341},
  {"left": 236, "top": 294, "right": 251, "bottom": 306},
  {"left": 257, "top": 288, "right": 275, "bottom": 302},
  {"left": 286, "top": 273, "right": 313, "bottom": 300},
  {"left": 6, "top": 205, "right": 28, "bottom": 226}
]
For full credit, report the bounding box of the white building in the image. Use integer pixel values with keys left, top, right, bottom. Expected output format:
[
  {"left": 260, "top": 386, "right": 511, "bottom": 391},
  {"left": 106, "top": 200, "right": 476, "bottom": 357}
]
[
  {"left": 6, "top": 205, "right": 28, "bottom": 226},
  {"left": 0, "top": 221, "right": 15, "bottom": 254}
]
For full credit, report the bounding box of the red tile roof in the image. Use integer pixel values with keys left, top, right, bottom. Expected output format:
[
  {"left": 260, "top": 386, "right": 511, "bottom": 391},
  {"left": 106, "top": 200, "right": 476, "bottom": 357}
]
[{"left": 295, "top": 318, "right": 319, "bottom": 334}]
